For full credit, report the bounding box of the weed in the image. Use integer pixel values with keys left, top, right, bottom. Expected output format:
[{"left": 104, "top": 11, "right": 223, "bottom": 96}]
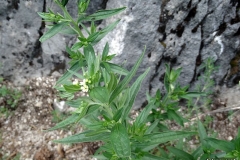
[
  {"left": 38, "top": 0, "right": 240, "bottom": 159},
  {"left": 0, "top": 77, "right": 21, "bottom": 117}
]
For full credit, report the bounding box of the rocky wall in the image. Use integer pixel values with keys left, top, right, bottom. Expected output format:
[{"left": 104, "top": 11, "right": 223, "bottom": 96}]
[{"left": 0, "top": 0, "right": 239, "bottom": 108}]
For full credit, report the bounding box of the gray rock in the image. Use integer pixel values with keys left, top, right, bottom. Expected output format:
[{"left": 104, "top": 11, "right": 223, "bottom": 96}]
[
  {"left": 0, "top": 0, "right": 107, "bottom": 85},
  {"left": 96, "top": 0, "right": 240, "bottom": 108},
  {"left": 0, "top": 0, "right": 239, "bottom": 109},
  {"left": 0, "top": 1, "right": 43, "bottom": 84}
]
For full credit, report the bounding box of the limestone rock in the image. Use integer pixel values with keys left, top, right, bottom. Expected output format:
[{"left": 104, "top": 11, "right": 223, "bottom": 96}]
[
  {"left": 0, "top": 0, "right": 239, "bottom": 109},
  {"left": 96, "top": 0, "right": 240, "bottom": 108}
]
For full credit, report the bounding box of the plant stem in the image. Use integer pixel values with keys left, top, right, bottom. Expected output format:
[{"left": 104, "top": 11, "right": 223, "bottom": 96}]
[{"left": 59, "top": 4, "right": 85, "bottom": 38}]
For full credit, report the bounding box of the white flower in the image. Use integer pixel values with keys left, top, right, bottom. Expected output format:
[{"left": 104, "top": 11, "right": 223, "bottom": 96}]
[
  {"left": 73, "top": 79, "right": 79, "bottom": 85},
  {"left": 80, "top": 79, "right": 87, "bottom": 85},
  {"left": 80, "top": 79, "right": 89, "bottom": 92}
]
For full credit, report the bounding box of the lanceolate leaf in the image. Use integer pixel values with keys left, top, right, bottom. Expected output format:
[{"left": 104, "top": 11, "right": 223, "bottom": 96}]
[
  {"left": 39, "top": 21, "right": 69, "bottom": 42},
  {"left": 197, "top": 121, "right": 207, "bottom": 142},
  {"left": 67, "top": 69, "right": 84, "bottom": 79},
  {"left": 102, "top": 42, "right": 109, "bottom": 61},
  {"left": 205, "top": 138, "right": 235, "bottom": 153},
  {"left": 192, "top": 146, "right": 204, "bottom": 159},
  {"left": 101, "top": 62, "right": 128, "bottom": 75},
  {"left": 54, "top": 130, "right": 110, "bottom": 143},
  {"left": 167, "top": 109, "right": 184, "bottom": 126},
  {"left": 48, "top": 114, "right": 79, "bottom": 131},
  {"left": 134, "top": 100, "right": 155, "bottom": 128},
  {"left": 142, "top": 153, "right": 169, "bottom": 160},
  {"left": 84, "top": 45, "right": 96, "bottom": 68},
  {"left": 135, "top": 131, "right": 197, "bottom": 149},
  {"left": 167, "top": 147, "right": 194, "bottom": 160},
  {"left": 109, "top": 47, "right": 146, "bottom": 103},
  {"left": 63, "top": 84, "right": 80, "bottom": 93},
  {"left": 122, "top": 68, "right": 150, "bottom": 120},
  {"left": 110, "top": 123, "right": 131, "bottom": 157},
  {"left": 71, "top": 42, "right": 83, "bottom": 51},
  {"left": 84, "top": 7, "right": 126, "bottom": 21},
  {"left": 66, "top": 96, "right": 92, "bottom": 108},
  {"left": 89, "top": 87, "right": 109, "bottom": 103},
  {"left": 91, "top": 20, "right": 121, "bottom": 45},
  {"left": 56, "top": 61, "right": 82, "bottom": 86},
  {"left": 180, "top": 92, "right": 207, "bottom": 99}
]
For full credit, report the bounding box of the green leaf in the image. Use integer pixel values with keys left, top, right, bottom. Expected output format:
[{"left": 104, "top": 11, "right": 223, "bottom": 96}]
[
  {"left": 146, "top": 119, "right": 159, "bottom": 134},
  {"left": 107, "top": 73, "right": 118, "bottom": 92},
  {"left": 63, "top": 84, "right": 80, "bottom": 93},
  {"left": 134, "top": 100, "right": 155, "bottom": 128},
  {"left": 180, "top": 92, "right": 207, "bottom": 99},
  {"left": 89, "top": 87, "right": 109, "bottom": 103},
  {"left": 122, "top": 68, "right": 150, "bottom": 120},
  {"left": 59, "top": 91, "right": 74, "bottom": 100},
  {"left": 102, "top": 42, "right": 109, "bottom": 61},
  {"left": 71, "top": 42, "right": 84, "bottom": 51},
  {"left": 136, "top": 131, "right": 197, "bottom": 149},
  {"left": 106, "top": 62, "right": 129, "bottom": 75},
  {"left": 90, "top": 21, "right": 96, "bottom": 34},
  {"left": 167, "top": 109, "right": 184, "bottom": 126},
  {"left": 84, "top": 7, "right": 126, "bottom": 21},
  {"left": 109, "top": 47, "right": 146, "bottom": 103},
  {"left": 48, "top": 114, "right": 79, "bottom": 131},
  {"left": 101, "top": 62, "right": 128, "bottom": 75},
  {"left": 205, "top": 138, "right": 235, "bottom": 153},
  {"left": 66, "top": 96, "right": 92, "bottom": 108},
  {"left": 59, "top": 27, "right": 78, "bottom": 35},
  {"left": 197, "top": 120, "right": 207, "bottom": 142},
  {"left": 39, "top": 21, "right": 69, "bottom": 42},
  {"left": 54, "top": 130, "right": 110, "bottom": 143},
  {"left": 61, "top": 0, "right": 69, "bottom": 7},
  {"left": 87, "top": 32, "right": 100, "bottom": 42},
  {"left": 102, "top": 68, "right": 110, "bottom": 84},
  {"left": 142, "top": 153, "right": 169, "bottom": 160},
  {"left": 67, "top": 69, "right": 84, "bottom": 79},
  {"left": 167, "top": 147, "right": 194, "bottom": 160},
  {"left": 110, "top": 123, "right": 131, "bottom": 157},
  {"left": 91, "top": 20, "right": 121, "bottom": 45},
  {"left": 192, "top": 146, "right": 204, "bottom": 159},
  {"left": 113, "top": 108, "right": 123, "bottom": 122},
  {"left": 56, "top": 61, "right": 82, "bottom": 86},
  {"left": 84, "top": 45, "right": 96, "bottom": 67}
]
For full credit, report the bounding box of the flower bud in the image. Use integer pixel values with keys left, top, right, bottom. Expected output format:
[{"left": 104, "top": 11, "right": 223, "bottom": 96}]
[{"left": 78, "top": 0, "right": 90, "bottom": 13}]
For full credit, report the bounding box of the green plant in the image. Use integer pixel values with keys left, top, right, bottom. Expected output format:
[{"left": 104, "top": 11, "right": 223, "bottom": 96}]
[
  {"left": 51, "top": 109, "right": 68, "bottom": 123},
  {"left": 0, "top": 77, "right": 21, "bottom": 117},
  {"left": 38, "top": 0, "right": 239, "bottom": 159},
  {"left": 183, "top": 58, "right": 218, "bottom": 133},
  {"left": 0, "top": 153, "right": 21, "bottom": 160}
]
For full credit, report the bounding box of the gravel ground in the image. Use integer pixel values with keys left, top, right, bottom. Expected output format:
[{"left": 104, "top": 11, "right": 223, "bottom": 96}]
[{"left": 0, "top": 76, "right": 239, "bottom": 160}]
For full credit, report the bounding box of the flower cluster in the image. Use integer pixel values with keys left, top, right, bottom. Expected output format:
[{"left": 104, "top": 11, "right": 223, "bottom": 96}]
[
  {"left": 80, "top": 79, "right": 90, "bottom": 92},
  {"left": 73, "top": 78, "right": 91, "bottom": 93}
]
